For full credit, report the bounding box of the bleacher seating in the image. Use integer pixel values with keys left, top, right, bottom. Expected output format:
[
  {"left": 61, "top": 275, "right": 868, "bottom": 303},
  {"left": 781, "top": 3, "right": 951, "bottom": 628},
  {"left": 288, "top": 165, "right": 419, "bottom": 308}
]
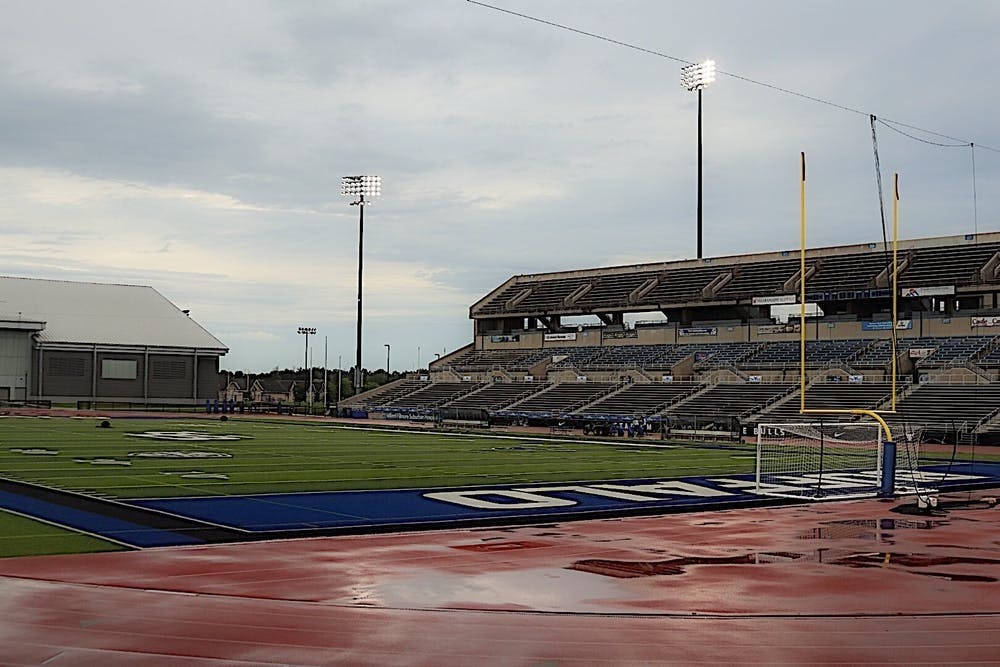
[
  {"left": 760, "top": 382, "right": 898, "bottom": 422},
  {"left": 900, "top": 242, "right": 1000, "bottom": 287},
  {"left": 803, "top": 252, "right": 890, "bottom": 293},
  {"left": 665, "top": 383, "right": 796, "bottom": 419},
  {"left": 428, "top": 233, "right": 1000, "bottom": 440},
  {"left": 443, "top": 382, "right": 546, "bottom": 410},
  {"left": 916, "top": 336, "right": 995, "bottom": 367},
  {"left": 384, "top": 382, "right": 483, "bottom": 408},
  {"left": 889, "top": 383, "right": 1000, "bottom": 429},
  {"left": 449, "top": 348, "right": 536, "bottom": 371},
  {"left": 502, "top": 382, "right": 616, "bottom": 415},
  {"left": 980, "top": 344, "right": 1000, "bottom": 367},
  {"left": 575, "top": 382, "right": 699, "bottom": 418},
  {"left": 741, "top": 340, "right": 868, "bottom": 368},
  {"left": 693, "top": 342, "right": 763, "bottom": 369},
  {"left": 851, "top": 336, "right": 996, "bottom": 368},
  {"left": 714, "top": 258, "right": 801, "bottom": 298},
  {"left": 471, "top": 234, "right": 1000, "bottom": 318},
  {"left": 582, "top": 344, "right": 675, "bottom": 369},
  {"left": 574, "top": 274, "right": 652, "bottom": 310},
  {"left": 365, "top": 380, "right": 426, "bottom": 407}
]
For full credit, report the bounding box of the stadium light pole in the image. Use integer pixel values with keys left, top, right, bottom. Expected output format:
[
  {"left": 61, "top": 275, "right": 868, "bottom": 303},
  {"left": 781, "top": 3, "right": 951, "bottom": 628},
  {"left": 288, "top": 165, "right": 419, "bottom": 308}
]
[
  {"left": 297, "top": 326, "right": 315, "bottom": 404},
  {"left": 384, "top": 343, "right": 391, "bottom": 377},
  {"left": 341, "top": 175, "right": 382, "bottom": 395},
  {"left": 680, "top": 59, "right": 716, "bottom": 259}
]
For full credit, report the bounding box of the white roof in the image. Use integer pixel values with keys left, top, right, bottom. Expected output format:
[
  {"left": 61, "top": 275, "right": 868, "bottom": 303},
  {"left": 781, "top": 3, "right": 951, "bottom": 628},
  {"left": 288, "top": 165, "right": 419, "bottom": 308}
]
[{"left": 0, "top": 276, "right": 227, "bottom": 351}]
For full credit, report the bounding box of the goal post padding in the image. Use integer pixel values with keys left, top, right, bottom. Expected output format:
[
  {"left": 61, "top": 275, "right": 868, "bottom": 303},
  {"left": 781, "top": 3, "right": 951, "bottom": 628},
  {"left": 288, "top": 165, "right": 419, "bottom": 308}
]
[{"left": 755, "top": 422, "right": 886, "bottom": 499}]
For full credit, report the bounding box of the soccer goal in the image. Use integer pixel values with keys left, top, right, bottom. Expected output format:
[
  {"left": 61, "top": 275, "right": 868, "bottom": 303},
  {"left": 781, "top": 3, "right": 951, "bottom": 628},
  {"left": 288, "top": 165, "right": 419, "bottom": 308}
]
[{"left": 755, "top": 421, "right": 888, "bottom": 499}]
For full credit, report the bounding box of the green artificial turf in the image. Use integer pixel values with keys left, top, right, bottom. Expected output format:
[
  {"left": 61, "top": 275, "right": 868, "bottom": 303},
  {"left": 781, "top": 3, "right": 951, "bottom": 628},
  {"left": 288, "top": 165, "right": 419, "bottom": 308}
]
[
  {"left": 0, "top": 509, "right": 125, "bottom": 558},
  {"left": 0, "top": 416, "right": 995, "bottom": 558},
  {"left": 0, "top": 416, "right": 762, "bottom": 500}
]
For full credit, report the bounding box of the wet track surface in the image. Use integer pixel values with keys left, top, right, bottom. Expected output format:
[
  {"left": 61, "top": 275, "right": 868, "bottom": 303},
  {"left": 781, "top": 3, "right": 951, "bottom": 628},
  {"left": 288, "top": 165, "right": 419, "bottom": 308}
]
[{"left": 0, "top": 491, "right": 998, "bottom": 664}]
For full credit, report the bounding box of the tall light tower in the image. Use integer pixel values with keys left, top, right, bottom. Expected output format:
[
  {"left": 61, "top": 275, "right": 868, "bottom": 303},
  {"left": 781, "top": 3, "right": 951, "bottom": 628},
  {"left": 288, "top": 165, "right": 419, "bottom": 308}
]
[
  {"left": 297, "top": 326, "right": 316, "bottom": 404},
  {"left": 384, "top": 343, "right": 391, "bottom": 377},
  {"left": 680, "top": 59, "right": 716, "bottom": 259},
  {"left": 341, "top": 174, "right": 382, "bottom": 394}
]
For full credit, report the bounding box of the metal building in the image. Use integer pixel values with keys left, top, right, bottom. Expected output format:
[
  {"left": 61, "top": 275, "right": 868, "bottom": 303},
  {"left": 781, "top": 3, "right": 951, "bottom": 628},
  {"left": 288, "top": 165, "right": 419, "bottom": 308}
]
[{"left": 0, "top": 276, "right": 227, "bottom": 404}]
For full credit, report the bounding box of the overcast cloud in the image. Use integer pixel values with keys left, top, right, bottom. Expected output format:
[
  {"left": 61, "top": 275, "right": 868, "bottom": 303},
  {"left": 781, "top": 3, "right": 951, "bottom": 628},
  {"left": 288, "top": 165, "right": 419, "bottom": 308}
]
[{"left": 1, "top": 0, "right": 998, "bottom": 372}]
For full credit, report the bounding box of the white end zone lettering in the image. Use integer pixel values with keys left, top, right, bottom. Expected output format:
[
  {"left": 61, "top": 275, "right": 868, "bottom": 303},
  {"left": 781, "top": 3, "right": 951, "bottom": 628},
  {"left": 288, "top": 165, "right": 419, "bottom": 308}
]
[
  {"left": 423, "top": 489, "right": 576, "bottom": 510},
  {"left": 425, "top": 480, "right": 735, "bottom": 509}
]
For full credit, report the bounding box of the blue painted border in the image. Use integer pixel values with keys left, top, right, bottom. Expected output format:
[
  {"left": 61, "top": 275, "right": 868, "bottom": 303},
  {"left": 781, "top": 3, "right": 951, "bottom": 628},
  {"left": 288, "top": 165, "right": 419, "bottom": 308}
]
[
  {"left": 129, "top": 462, "right": 1000, "bottom": 534},
  {"left": 0, "top": 490, "right": 201, "bottom": 548}
]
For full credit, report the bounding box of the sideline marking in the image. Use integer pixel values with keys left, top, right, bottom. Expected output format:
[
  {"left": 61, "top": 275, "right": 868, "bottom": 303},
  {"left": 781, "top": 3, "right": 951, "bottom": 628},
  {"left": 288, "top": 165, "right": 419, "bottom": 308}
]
[{"left": 323, "top": 424, "right": 683, "bottom": 449}]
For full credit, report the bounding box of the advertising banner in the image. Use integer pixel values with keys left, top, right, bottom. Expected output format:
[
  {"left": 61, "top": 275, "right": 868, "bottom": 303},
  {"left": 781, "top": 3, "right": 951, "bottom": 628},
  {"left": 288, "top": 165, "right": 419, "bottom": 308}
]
[
  {"left": 972, "top": 316, "right": 1000, "bottom": 328},
  {"left": 909, "top": 348, "right": 936, "bottom": 359},
  {"left": 757, "top": 323, "right": 801, "bottom": 335},
  {"left": 848, "top": 375, "right": 864, "bottom": 384},
  {"left": 861, "top": 320, "right": 893, "bottom": 331},
  {"left": 901, "top": 286, "right": 955, "bottom": 298},
  {"left": 544, "top": 332, "right": 577, "bottom": 341},
  {"left": 751, "top": 295, "right": 797, "bottom": 306},
  {"left": 678, "top": 327, "right": 717, "bottom": 337},
  {"left": 490, "top": 334, "right": 520, "bottom": 343},
  {"left": 604, "top": 330, "right": 638, "bottom": 339}
]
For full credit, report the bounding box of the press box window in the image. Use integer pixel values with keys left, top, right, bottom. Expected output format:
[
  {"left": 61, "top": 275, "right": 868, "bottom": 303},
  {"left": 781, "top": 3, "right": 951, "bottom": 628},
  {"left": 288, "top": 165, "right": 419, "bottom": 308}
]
[{"left": 101, "top": 359, "right": 137, "bottom": 380}]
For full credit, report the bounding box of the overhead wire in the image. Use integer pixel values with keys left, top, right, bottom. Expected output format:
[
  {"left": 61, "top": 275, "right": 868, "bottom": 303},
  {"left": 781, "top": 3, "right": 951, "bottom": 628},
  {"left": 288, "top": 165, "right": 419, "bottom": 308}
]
[
  {"left": 469, "top": 0, "right": 992, "bottom": 253},
  {"left": 466, "top": 0, "right": 1000, "bottom": 153}
]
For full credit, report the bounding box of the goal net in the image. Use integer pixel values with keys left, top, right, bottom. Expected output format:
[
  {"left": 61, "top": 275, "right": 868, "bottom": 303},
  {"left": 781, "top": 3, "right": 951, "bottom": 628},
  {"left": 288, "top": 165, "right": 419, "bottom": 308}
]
[{"left": 755, "top": 422, "right": 887, "bottom": 499}]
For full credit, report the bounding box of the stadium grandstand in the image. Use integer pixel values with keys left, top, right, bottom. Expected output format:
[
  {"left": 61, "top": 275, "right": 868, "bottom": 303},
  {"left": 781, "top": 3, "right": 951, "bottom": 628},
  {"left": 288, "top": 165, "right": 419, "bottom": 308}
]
[
  {"left": 0, "top": 276, "right": 227, "bottom": 406},
  {"left": 342, "top": 231, "right": 1000, "bottom": 443}
]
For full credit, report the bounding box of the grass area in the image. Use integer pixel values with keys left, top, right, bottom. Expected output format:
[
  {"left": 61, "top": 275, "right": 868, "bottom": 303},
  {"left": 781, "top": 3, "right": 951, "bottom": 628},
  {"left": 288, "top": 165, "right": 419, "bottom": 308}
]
[
  {"left": 0, "top": 416, "right": 764, "bottom": 499},
  {"left": 0, "top": 509, "right": 125, "bottom": 558}
]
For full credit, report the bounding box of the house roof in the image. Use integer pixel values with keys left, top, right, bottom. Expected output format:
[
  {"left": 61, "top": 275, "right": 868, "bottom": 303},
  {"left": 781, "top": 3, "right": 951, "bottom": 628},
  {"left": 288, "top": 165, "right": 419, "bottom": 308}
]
[
  {"left": 258, "top": 378, "right": 295, "bottom": 392},
  {"left": 0, "top": 276, "right": 227, "bottom": 351}
]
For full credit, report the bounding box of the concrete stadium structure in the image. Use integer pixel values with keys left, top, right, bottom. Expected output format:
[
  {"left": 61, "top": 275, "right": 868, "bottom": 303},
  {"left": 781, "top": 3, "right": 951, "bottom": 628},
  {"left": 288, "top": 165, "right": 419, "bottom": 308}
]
[
  {"left": 0, "top": 276, "right": 227, "bottom": 404},
  {"left": 343, "top": 231, "right": 1000, "bottom": 442}
]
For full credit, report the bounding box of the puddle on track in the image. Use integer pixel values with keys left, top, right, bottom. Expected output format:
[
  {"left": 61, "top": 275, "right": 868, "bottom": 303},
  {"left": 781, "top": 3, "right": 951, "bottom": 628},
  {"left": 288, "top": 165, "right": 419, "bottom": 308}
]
[
  {"left": 568, "top": 549, "right": 999, "bottom": 582},
  {"left": 354, "top": 567, "right": 630, "bottom": 611}
]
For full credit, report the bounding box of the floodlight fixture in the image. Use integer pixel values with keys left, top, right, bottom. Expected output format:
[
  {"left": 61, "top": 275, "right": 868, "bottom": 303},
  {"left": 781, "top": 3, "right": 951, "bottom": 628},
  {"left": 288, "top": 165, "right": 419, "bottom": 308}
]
[
  {"left": 341, "top": 175, "right": 382, "bottom": 203},
  {"left": 680, "top": 59, "right": 716, "bottom": 259},
  {"left": 680, "top": 59, "right": 716, "bottom": 91},
  {"left": 342, "top": 174, "right": 383, "bottom": 394},
  {"left": 297, "top": 326, "right": 316, "bottom": 403}
]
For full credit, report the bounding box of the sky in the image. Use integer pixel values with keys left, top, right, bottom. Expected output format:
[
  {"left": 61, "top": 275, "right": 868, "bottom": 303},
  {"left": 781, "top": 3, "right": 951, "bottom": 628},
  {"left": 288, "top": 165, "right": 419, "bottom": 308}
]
[{"left": 1, "top": 1, "right": 998, "bottom": 373}]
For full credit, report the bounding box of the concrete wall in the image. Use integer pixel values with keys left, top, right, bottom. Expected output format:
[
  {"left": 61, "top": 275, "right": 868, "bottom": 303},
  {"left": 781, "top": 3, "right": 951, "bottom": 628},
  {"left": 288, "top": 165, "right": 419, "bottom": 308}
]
[
  {"left": 33, "top": 348, "right": 222, "bottom": 402},
  {"left": 0, "top": 330, "right": 32, "bottom": 400}
]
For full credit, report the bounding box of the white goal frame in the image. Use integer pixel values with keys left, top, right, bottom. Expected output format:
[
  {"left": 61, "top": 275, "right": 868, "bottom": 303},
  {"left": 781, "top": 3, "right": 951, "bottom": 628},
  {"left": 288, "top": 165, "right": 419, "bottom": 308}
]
[{"left": 755, "top": 421, "right": 886, "bottom": 500}]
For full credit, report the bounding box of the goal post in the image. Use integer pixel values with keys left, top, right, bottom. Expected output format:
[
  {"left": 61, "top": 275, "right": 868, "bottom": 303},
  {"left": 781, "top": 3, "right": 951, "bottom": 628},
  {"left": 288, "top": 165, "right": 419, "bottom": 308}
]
[
  {"left": 755, "top": 421, "right": 885, "bottom": 499},
  {"left": 755, "top": 421, "right": 934, "bottom": 500}
]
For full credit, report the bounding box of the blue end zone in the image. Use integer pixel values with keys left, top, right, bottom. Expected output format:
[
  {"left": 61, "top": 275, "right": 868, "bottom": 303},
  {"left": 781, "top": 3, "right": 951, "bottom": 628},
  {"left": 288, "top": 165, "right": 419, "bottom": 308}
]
[
  {"left": 129, "top": 462, "right": 1000, "bottom": 535},
  {"left": 0, "top": 490, "right": 202, "bottom": 548}
]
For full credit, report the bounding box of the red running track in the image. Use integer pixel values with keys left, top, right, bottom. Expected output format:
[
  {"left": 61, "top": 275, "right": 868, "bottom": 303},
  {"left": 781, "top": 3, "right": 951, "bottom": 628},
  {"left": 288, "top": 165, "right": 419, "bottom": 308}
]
[{"left": 0, "top": 492, "right": 998, "bottom": 665}]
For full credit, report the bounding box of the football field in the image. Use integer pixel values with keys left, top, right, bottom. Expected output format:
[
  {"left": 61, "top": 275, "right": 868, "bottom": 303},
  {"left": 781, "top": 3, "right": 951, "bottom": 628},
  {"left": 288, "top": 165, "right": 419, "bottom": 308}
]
[
  {"left": 0, "top": 416, "right": 757, "bottom": 556},
  {"left": 2, "top": 416, "right": 998, "bottom": 558},
  {"left": 1, "top": 416, "right": 759, "bottom": 499}
]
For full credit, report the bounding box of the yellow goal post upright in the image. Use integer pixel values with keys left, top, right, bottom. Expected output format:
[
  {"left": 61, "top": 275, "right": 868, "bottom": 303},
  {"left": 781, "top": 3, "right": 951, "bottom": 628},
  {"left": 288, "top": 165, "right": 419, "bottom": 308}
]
[
  {"left": 796, "top": 152, "right": 899, "bottom": 498},
  {"left": 757, "top": 152, "right": 899, "bottom": 498}
]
